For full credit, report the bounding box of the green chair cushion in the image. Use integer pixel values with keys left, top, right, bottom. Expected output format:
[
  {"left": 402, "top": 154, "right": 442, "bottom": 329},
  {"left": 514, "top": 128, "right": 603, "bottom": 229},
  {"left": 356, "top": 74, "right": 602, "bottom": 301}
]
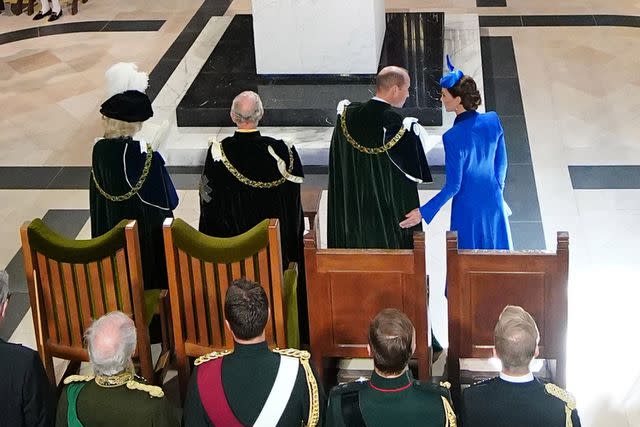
[
  {"left": 282, "top": 265, "right": 300, "bottom": 349},
  {"left": 171, "top": 218, "right": 269, "bottom": 263},
  {"left": 27, "top": 218, "right": 128, "bottom": 263},
  {"left": 143, "top": 289, "right": 162, "bottom": 326}
]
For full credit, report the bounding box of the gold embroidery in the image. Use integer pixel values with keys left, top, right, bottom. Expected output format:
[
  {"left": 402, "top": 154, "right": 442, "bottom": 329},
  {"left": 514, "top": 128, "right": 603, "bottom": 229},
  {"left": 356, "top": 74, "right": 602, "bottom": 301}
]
[
  {"left": 441, "top": 396, "right": 457, "bottom": 427},
  {"left": 126, "top": 380, "right": 165, "bottom": 398},
  {"left": 63, "top": 374, "right": 95, "bottom": 384},
  {"left": 193, "top": 349, "right": 233, "bottom": 366},
  {"left": 340, "top": 107, "right": 406, "bottom": 155},
  {"left": 439, "top": 381, "right": 451, "bottom": 389},
  {"left": 219, "top": 143, "right": 296, "bottom": 189},
  {"left": 273, "top": 348, "right": 319, "bottom": 427},
  {"left": 95, "top": 370, "right": 134, "bottom": 388},
  {"left": 545, "top": 383, "right": 576, "bottom": 427},
  {"left": 92, "top": 143, "right": 153, "bottom": 202}
]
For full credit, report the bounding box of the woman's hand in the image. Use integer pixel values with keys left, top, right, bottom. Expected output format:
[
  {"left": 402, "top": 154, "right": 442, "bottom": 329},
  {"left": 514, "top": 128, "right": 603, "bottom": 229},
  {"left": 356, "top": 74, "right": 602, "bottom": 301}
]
[{"left": 399, "top": 208, "right": 422, "bottom": 228}]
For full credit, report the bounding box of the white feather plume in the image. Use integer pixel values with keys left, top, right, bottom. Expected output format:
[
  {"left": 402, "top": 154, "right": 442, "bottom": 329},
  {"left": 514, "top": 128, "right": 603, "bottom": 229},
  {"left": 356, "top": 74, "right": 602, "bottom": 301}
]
[{"left": 104, "top": 62, "right": 149, "bottom": 98}]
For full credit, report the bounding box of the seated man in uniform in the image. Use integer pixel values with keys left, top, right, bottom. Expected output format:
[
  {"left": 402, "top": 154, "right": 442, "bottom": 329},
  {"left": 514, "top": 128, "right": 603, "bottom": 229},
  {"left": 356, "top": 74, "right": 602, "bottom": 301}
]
[
  {"left": 0, "top": 270, "right": 54, "bottom": 427},
  {"left": 183, "top": 278, "right": 324, "bottom": 427},
  {"left": 461, "top": 305, "right": 581, "bottom": 427},
  {"left": 56, "top": 311, "right": 179, "bottom": 427},
  {"left": 326, "top": 308, "right": 456, "bottom": 426}
]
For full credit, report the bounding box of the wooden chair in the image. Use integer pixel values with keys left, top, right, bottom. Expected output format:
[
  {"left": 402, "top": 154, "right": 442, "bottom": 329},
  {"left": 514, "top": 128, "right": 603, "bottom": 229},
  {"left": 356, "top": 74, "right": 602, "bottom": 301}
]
[
  {"left": 20, "top": 0, "right": 88, "bottom": 16},
  {"left": 163, "top": 218, "right": 299, "bottom": 399},
  {"left": 303, "top": 225, "right": 430, "bottom": 385},
  {"left": 446, "top": 231, "right": 569, "bottom": 398},
  {"left": 20, "top": 219, "right": 170, "bottom": 388}
]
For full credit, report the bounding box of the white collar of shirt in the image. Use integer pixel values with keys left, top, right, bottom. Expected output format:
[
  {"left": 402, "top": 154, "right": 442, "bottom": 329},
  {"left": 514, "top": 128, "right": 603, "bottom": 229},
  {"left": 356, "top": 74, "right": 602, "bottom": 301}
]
[
  {"left": 499, "top": 372, "right": 534, "bottom": 383},
  {"left": 371, "top": 96, "right": 390, "bottom": 104}
]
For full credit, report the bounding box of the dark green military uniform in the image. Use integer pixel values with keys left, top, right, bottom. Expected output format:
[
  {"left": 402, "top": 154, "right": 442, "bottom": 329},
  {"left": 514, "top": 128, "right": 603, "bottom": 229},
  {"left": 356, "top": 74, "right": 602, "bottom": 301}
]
[
  {"left": 183, "top": 342, "right": 325, "bottom": 426},
  {"left": 461, "top": 377, "right": 581, "bottom": 427},
  {"left": 326, "top": 371, "right": 456, "bottom": 426},
  {"left": 56, "top": 372, "right": 179, "bottom": 427}
]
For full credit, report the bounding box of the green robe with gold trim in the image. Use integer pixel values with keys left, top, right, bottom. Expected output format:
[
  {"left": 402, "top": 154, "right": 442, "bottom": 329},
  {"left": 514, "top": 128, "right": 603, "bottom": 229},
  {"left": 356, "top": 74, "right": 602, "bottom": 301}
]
[{"left": 328, "top": 99, "right": 430, "bottom": 249}]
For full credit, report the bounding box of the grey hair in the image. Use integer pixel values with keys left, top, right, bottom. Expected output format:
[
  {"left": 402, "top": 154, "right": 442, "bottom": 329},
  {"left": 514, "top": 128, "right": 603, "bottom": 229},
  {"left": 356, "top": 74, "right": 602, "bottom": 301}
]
[
  {"left": 230, "top": 91, "right": 264, "bottom": 124},
  {"left": 86, "top": 311, "right": 137, "bottom": 376},
  {"left": 0, "top": 270, "right": 8, "bottom": 305}
]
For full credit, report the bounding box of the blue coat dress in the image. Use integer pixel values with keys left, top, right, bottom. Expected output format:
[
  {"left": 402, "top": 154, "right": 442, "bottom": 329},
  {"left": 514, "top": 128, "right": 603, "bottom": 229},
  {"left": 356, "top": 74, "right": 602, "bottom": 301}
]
[{"left": 419, "top": 110, "right": 512, "bottom": 249}]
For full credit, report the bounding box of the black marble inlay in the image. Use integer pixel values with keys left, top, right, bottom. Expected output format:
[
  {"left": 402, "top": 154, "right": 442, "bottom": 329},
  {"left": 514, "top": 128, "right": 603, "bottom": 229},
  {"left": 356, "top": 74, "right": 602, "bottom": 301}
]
[
  {"left": 483, "top": 77, "right": 525, "bottom": 117},
  {"left": 509, "top": 222, "right": 546, "bottom": 250},
  {"left": 477, "top": 0, "right": 507, "bottom": 7},
  {"left": 522, "top": 14, "right": 597, "bottom": 26},
  {"left": 479, "top": 15, "right": 524, "bottom": 27},
  {"left": 0, "top": 209, "right": 90, "bottom": 341},
  {"left": 147, "top": 0, "right": 233, "bottom": 102},
  {"left": 594, "top": 15, "right": 640, "bottom": 27},
  {"left": 480, "top": 37, "right": 518, "bottom": 78},
  {"left": 500, "top": 116, "right": 531, "bottom": 165},
  {"left": 481, "top": 14, "right": 640, "bottom": 28},
  {"left": 0, "top": 20, "right": 165, "bottom": 46},
  {"left": 569, "top": 166, "right": 640, "bottom": 189},
  {"left": 177, "top": 13, "right": 445, "bottom": 127},
  {"left": 0, "top": 167, "right": 62, "bottom": 189}
]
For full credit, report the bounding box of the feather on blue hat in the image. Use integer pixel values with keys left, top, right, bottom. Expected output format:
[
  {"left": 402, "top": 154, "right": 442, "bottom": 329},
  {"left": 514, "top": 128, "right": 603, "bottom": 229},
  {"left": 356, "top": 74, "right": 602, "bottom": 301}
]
[{"left": 439, "top": 55, "right": 464, "bottom": 89}]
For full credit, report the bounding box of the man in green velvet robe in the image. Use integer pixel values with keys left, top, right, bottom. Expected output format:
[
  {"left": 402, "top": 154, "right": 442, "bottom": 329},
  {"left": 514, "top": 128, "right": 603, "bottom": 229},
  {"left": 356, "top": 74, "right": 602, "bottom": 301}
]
[{"left": 328, "top": 66, "right": 432, "bottom": 249}]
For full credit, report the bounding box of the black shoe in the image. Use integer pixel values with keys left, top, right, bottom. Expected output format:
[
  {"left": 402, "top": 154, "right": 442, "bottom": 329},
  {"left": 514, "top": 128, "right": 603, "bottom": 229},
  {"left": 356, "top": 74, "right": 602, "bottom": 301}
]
[
  {"left": 32, "top": 9, "right": 52, "bottom": 20},
  {"left": 48, "top": 9, "right": 62, "bottom": 22}
]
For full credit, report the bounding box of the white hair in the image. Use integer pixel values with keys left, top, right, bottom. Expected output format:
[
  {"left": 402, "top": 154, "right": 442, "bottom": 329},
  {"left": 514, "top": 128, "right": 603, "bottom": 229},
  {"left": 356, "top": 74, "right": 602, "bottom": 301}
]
[
  {"left": 86, "top": 311, "right": 137, "bottom": 376},
  {"left": 231, "top": 91, "right": 264, "bottom": 124},
  {"left": 0, "top": 270, "right": 8, "bottom": 305},
  {"left": 105, "top": 62, "right": 149, "bottom": 98}
]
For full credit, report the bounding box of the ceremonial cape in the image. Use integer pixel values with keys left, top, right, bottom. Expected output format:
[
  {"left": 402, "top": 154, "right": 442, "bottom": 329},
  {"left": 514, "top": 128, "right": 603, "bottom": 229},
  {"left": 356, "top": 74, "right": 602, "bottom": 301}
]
[{"left": 328, "top": 99, "right": 431, "bottom": 249}]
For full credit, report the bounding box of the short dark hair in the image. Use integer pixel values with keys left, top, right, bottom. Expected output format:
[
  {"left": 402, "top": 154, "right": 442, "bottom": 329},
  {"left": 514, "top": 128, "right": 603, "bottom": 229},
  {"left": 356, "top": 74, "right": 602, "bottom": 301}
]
[
  {"left": 447, "top": 75, "right": 482, "bottom": 111},
  {"left": 376, "top": 67, "right": 408, "bottom": 91},
  {"left": 369, "top": 309, "right": 414, "bottom": 375},
  {"left": 224, "top": 278, "right": 269, "bottom": 340}
]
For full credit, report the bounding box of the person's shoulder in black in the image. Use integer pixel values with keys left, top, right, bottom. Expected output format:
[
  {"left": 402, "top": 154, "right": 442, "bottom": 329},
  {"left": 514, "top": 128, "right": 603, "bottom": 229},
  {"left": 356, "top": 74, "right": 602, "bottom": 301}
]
[{"left": 0, "top": 339, "right": 54, "bottom": 427}]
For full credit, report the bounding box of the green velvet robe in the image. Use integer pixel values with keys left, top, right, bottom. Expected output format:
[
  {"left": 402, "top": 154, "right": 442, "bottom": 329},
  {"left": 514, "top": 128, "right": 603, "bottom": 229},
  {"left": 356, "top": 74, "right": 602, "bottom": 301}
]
[{"left": 328, "top": 100, "right": 428, "bottom": 249}]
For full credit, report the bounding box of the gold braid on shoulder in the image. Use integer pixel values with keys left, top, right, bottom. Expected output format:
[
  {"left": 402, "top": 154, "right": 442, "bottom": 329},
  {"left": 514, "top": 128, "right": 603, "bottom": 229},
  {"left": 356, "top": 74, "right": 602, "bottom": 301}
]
[
  {"left": 220, "top": 143, "right": 295, "bottom": 189},
  {"left": 441, "top": 396, "right": 457, "bottom": 427},
  {"left": 545, "top": 383, "right": 576, "bottom": 427},
  {"left": 194, "top": 349, "right": 233, "bottom": 366},
  {"left": 340, "top": 107, "right": 406, "bottom": 155},
  {"left": 92, "top": 143, "right": 153, "bottom": 202},
  {"left": 273, "top": 348, "right": 320, "bottom": 427}
]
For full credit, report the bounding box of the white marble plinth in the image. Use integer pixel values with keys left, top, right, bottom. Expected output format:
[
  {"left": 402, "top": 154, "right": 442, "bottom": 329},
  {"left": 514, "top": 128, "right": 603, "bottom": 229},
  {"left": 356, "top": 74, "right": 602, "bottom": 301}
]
[{"left": 251, "top": 0, "right": 386, "bottom": 75}]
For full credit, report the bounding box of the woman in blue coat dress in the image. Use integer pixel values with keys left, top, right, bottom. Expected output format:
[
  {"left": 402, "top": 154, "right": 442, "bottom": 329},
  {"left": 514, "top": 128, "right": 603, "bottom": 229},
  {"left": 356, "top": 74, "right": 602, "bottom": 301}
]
[{"left": 400, "top": 60, "right": 512, "bottom": 250}]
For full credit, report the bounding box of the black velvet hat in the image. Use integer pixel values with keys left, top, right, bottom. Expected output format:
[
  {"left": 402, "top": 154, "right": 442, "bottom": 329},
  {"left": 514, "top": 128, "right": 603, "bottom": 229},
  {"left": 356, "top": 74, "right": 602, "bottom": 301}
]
[{"left": 100, "top": 90, "right": 153, "bottom": 123}]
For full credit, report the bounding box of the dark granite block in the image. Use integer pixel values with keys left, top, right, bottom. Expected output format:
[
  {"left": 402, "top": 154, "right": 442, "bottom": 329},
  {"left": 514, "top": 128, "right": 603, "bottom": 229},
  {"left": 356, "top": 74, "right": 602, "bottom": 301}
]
[
  {"left": 569, "top": 166, "right": 640, "bottom": 189},
  {"left": 504, "top": 164, "right": 542, "bottom": 222},
  {"left": 522, "top": 15, "right": 597, "bottom": 26},
  {"left": 101, "top": 20, "right": 165, "bottom": 32},
  {"left": 594, "top": 15, "right": 640, "bottom": 28},
  {"left": 476, "top": 0, "right": 507, "bottom": 7},
  {"left": 483, "top": 77, "right": 524, "bottom": 116},
  {"left": 479, "top": 15, "right": 524, "bottom": 27},
  {"left": 47, "top": 167, "right": 90, "bottom": 189},
  {"left": 480, "top": 36, "right": 518, "bottom": 78},
  {"left": 39, "top": 21, "right": 107, "bottom": 36},
  {"left": 0, "top": 28, "right": 39, "bottom": 45},
  {"left": 510, "top": 221, "right": 546, "bottom": 250},
  {"left": 148, "top": 58, "right": 181, "bottom": 102},
  {"left": 170, "top": 174, "right": 202, "bottom": 190},
  {"left": 500, "top": 116, "right": 531, "bottom": 165},
  {"left": 0, "top": 167, "right": 61, "bottom": 189}
]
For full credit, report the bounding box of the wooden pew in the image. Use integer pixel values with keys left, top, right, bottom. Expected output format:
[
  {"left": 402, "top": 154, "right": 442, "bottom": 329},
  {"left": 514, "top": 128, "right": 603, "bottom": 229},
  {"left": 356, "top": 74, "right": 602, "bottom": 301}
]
[
  {"left": 304, "top": 226, "right": 430, "bottom": 385},
  {"left": 446, "top": 230, "right": 569, "bottom": 398}
]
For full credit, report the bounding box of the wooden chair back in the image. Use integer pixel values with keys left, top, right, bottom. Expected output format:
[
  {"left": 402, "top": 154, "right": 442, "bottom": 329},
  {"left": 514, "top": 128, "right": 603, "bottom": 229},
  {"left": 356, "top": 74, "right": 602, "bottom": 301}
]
[
  {"left": 303, "top": 227, "right": 429, "bottom": 385},
  {"left": 20, "top": 219, "right": 154, "bottom": 386},
  {"left": 163, "top": 218, "right": 291, "bottom": 398},
  {"left": 446, "top": 231, "right": 569, "bottom": 395}
]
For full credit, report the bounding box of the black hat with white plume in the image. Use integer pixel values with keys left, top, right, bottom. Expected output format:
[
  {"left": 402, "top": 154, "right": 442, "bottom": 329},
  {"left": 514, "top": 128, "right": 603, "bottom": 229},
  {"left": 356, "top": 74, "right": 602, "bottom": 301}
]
[{"left": 100, "top": 63, "right": 153, "bottom": 123}]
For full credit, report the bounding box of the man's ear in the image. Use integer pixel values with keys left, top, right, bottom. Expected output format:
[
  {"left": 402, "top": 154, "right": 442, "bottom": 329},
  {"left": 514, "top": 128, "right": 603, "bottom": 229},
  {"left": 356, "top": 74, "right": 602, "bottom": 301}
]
[
  {"left": 367, "top": 344, "right": 371, "bottom": 357},
  {"left": 0, "top": 300, "right": 7, "bottom": 320},
  {"left": 534, "top": 345, "right": 540, "bottom": 359},
  {"left": 492, "top": 347, "right": 498, "bottom": 358}
]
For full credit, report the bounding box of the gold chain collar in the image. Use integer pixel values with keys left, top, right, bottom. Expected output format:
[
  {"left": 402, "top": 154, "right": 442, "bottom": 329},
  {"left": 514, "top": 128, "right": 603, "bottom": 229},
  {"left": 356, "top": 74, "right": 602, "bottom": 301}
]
[
  {"left": 92, "top": 142, "right": 153, "bottom": 202},
  {"left": 340, "top": 107, "right": 406, "bottom": 155},
  {"left": 219, "top": 143, "right": 295, "bottom": 189},
  {"left": 95, "top": 369, "right": 134, "bottom": 388}
]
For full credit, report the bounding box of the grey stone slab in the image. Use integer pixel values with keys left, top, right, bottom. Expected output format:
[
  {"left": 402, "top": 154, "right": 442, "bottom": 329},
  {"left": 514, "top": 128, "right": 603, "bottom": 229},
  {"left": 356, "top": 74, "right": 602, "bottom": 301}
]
[
  {"left": 504, "top": 164, "right": 542, "bottom": 222},
  {"left": 479, "top": 16, "right": 523, "bottom": 27},
  {"left": 483, "top": 77, "right": 525, "bottom": 117},
  {"left": 569, "top": 166, "right": 640, "bottom": 189},
  {"left": 480, "top": 36, "right": 518, "bottom": 78},
  {"left": 510, "top": 221, "right": 546, "bottom": 250},
  {"left": 522, "top": 15, "right": 596, "bottom": 27},
  {"left": 476, "top": 0, "right": 507, "bottom": 7},
  {"left": 38, "top": 21, "right": 107, "bottom": 36},
  {"left": 594, "top": 15, "right": 640, "bottom": 28},
  {"left": 0, "top": 167, "right": 62, "bottom": 189},
  {"left": 500, "top": 116, "right": 531, "bottom": 165},
  {"left": 170, "top": 174, "right": 201, "bottom": 190},
  {"left": 47, "top": 167, "right": 90, "bottom": 189},
  {"left": 101, "top": 20, "right": 165, "bottom": 32}
]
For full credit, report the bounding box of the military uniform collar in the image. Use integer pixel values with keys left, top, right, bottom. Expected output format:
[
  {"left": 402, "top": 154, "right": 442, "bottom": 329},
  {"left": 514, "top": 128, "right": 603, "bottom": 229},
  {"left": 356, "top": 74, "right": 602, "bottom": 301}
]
[
  {"left": 369, "top": 370, "right": 412, "bottom": 392},
  {"left": 499, "top": 371, "right": 535, "bottom": 383},
  {"left": 370, "top": 96, "right": 390, "bottom": 105},
  {"left": 234, "top": 129, "right": 260, "bottom": 136},
  {"left": 233, "top": 340, "right": 270, "bottom": 356}
]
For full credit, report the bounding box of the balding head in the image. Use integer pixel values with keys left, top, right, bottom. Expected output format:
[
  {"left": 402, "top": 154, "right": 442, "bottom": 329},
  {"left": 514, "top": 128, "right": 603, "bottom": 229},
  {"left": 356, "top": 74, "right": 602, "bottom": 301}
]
[
  {"left": 494, "top": 305, "right": 540, "bottom": 373},
  {"left": 375, "top": 66, "right": 411, "bottom": 108},
  {"left": 230, "top": 91, "right": 264, "bottom": 127},
  {"left": 86, "top": 311, "right": 137, "bottom": 376}
]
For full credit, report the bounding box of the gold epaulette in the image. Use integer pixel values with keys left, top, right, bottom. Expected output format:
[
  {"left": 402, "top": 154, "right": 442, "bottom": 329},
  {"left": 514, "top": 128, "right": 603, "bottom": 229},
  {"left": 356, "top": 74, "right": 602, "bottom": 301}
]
[
  {"left": 273, "top": 348, "right": 318, "bottom": 427},
  {"left": 439, "top": 381, "right": 451, "bottom": 389},
  {"left": 126, "top": 380, "right": 164, "bottom": 398},
  {"left": 545, "top": 383, "right": 576, "bottom": 410},
  {"left": 194, "top": 350, "right": 233, "bottom": 366},
  {"left": 441, "top": 396, "right": 457, "bottom": 427},
  {"left": 63, "top": 374, "right": 95, "bottom": 384},
  {"left": 272, "top": 348, "right": 311, "bottom": 360}
]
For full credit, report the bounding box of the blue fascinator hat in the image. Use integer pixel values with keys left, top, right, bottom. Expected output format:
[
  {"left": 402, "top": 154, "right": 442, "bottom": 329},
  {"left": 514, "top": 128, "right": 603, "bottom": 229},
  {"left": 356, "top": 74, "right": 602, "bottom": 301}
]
[{"left": 439, "top": 55, "right": 464, "bottom": 89}]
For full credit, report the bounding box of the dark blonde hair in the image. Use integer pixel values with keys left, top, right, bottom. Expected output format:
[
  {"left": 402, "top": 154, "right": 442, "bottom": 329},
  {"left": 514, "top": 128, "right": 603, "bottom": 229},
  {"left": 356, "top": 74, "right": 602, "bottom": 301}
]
[
  {"left": 447, "top": 75, "right": 482, "bottom": 111},
  {"left": 369, "top": 309, "right": 414, "bottom": 375},
  {"left": 494, "top": 305, "right": 539, "bottom": 370}
]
